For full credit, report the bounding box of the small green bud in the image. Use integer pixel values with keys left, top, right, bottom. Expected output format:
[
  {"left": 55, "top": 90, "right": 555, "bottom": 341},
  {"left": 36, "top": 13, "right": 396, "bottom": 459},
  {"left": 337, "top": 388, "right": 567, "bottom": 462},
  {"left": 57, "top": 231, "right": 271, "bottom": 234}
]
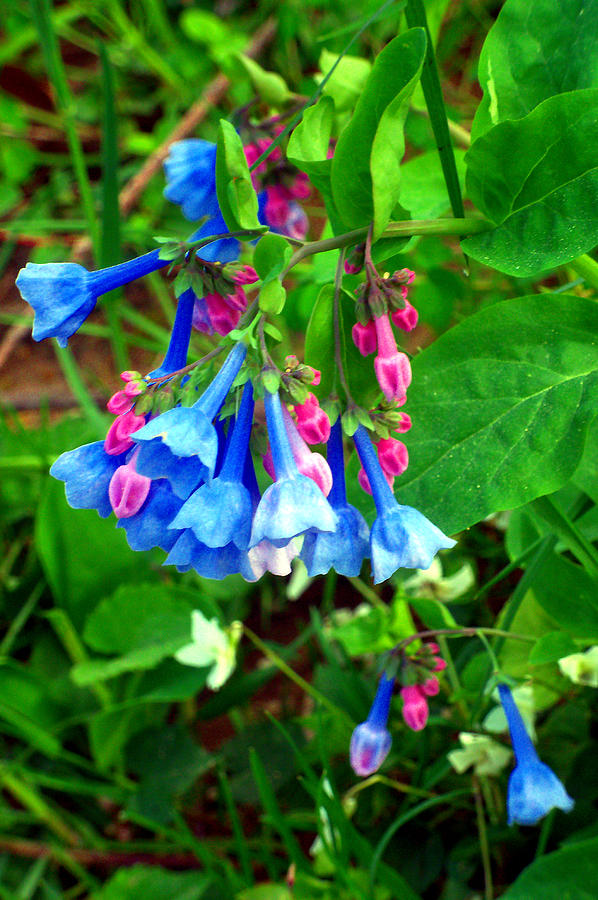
[
  {"left": 341, "top": 408, "right": 360, "bottom": 436},
  {"left": 261, "top": 367, "right": 282, "bottom": 394},
  {"left": 259, "top": 280, "right": 286, "bottom": 315}
]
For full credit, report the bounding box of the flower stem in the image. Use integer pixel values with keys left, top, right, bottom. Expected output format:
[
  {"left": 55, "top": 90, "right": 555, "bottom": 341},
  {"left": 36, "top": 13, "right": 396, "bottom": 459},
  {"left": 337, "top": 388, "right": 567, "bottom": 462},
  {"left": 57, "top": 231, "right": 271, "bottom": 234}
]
[{"left": 473, "top": 775, "right": 494, "bottom": 900}]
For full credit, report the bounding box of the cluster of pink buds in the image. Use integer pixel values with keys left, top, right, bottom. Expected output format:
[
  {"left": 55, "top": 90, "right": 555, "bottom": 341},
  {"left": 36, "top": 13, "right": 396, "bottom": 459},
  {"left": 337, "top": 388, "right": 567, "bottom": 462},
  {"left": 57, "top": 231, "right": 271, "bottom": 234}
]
[
  {"left": 244, "top": 127, "right": 310, "bottom": 241},
  {"left": 281, "top": 356, "right": 331, "bottom": 446},
  {"left": 358, "top": 414, "right": 412, "bottom": 495},
  {"left": 102, "top": 372, "right": 153, "bottom": 518},
  {"left": 400, "top": 643, "right": 447, "bottom": 732},
  {"left": 192, "top": 264, "right": 259, "bottom": 337}
]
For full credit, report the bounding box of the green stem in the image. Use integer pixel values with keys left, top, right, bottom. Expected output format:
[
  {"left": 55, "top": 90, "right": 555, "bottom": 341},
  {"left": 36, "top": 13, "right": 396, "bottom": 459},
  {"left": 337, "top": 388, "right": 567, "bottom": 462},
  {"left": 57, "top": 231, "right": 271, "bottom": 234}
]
[
  {"left": 284, "top": 217, "right": 492, "bottom": 274},
  {"left": 243, "top": 625, "right": 354, "bottom": 726},
  {"left": 344, "top": 772, "right": 433, "bottom": 802},
  {"left": 0, "top": 767, "right": 81, "bottom": 846},
  {"left": 45, "top": 609, "right": 112, "bottom": 710},
  {"left": 438, "top": 635, "right": 468, "bottom": 722},
  {"left": 530, "top": 494, "right": 598, "bottom": 580},
  {"left": 347, "top": 577, "right": 386, "bottom": 611},
  {"left": 569, "top": 254, "right": 598, "bottom": 292},
  {"left": 473, "top": 775, "right": 494, "bottom": 900}
]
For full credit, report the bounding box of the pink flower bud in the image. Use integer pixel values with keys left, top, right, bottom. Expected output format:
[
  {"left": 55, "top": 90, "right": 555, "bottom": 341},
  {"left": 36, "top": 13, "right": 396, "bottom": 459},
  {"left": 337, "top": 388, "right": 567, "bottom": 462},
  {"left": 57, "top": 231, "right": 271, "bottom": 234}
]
[
  {"left": 264, "top": 185, "right": 292, "bottom": 228},
  {"left": 288, "top": 173, "right": 310, "bottom": 199},
  {"left": 262, "top": 448, "right": 275, "bottom": 480},
  {"left": 282, "top": 405, "right": 332, "bottom": 495},
  {"left": 232, "top": 265, "right": 259, "bottom": 285},
  {"left": 352, "top": 320, "right": 377, "bottom": 356},
  {"left": 421, "top": 677, "right": 440, "bottom": 697},
  {"left": 294, "top": 394, "right": 331, "bottom": 444},
  {"left": 104, "top": 410, "right": 146, "bottom": 456},
  {"left": 377, "top": 437, "right": 409, "bottom": 477},
  {"left": 106, "top": 390, "right": 131, "bottom": 415},
  {"left": 205, "top": 294, "right": 241, "bottom": 336},
  {"left": 432, "top": 657, "right": 447, "bottom": 672},
  {"left": 373, "top": 313, "right": 412, "bottom": 402},
  {"left": 400, "top": 685, "right": 429, "bottom": 731},
  {"left": 427, "top": 643, "right": 440, "bottom": 654},
  {"left": 124, "top": 380, "right": 144, "bottom": 398},
  {"left": 391, "top": 302, "right": 418, "bottom": 332},
  {"left": 345, "top": 261, "right": 362, "bottom": 275},
  {"left": 397, "top": 413, "right": 412, "bottom": 433},
  {"left": 120, "top": 370, "right": 140, "bottom": 383},
  {"left": 108, "top": 457, "right": 151, "bottom": 518},
  {"left": 309, "top": 367, "right": 321, "bottom": 386}
]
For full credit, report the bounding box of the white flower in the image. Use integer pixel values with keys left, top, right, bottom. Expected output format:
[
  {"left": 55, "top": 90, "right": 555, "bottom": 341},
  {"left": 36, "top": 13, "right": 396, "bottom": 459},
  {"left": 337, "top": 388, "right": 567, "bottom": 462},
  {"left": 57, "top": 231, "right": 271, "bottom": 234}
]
[
  {"left": 448, "top": 732, "right": 511, "bottom": 777},
  {"left": 174, "top": 610, "right": 242, "bottom": 690},
  {"left": 558, "top": 646, "right": 598, "bottom": 687},
  {"left": 402, "top": 558, "right": 475, "bottom": 601}
]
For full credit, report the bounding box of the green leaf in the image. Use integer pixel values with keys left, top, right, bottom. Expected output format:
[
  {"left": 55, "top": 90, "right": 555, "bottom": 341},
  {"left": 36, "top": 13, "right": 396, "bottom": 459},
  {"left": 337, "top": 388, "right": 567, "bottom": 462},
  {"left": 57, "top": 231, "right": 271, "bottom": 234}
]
[
  {"left": 397, "top": 294, "right": 598, "bottom": 535},
  {"left": 35, "top": 479, "right": 150, "bottom": 630},
  {"left": 253, "top": 233, "right": 292, "bottom": 284},
  {"left": 237, "top": 55, "right": 293, "bottom": 106},
  {"left": 287, "top": 95, "right": 335, "bottom": 196},
  {"left": 500, "top": 837, "right": 598, "bottom": 900},
  {"left": 531, "top": 553, "right": 598, "bottom": 640},
  {"left": 237, "top": 887, "right": 292, "bottom": 900},
  {"left": 400, "top": 149, "right": 466, "bottom": 220},
  {"left": 215, "top": 119, "right": 262, "bottom": 233},
  {"left": 259, "top": 280, "right": 286, "bottom": 315},
  {"left": 472, "top": 0, "right": 598, "bottom": 138},
  {"left": 529, "top": 631, "right": 578, "bottom": 666},
  {"left": 330, "top": 29, "right": 427, "bottom": 237},
  {"left": 93, "top": 864, "right": 211, "bottom": 900},
  {"left": 317, "top": 50, "right": 371, "bottom": 114},
  {"left": 463, "top": 90, "right": 598, "bottom": 276}
]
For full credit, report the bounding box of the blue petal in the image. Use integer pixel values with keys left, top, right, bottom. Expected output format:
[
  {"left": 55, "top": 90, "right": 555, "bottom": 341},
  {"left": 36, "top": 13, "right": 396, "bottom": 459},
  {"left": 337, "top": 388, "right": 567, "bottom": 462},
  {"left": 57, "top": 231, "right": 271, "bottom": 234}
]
[
  {"left": 301, "top": 504, "right": 369, "bottom": 577},
  {"left": 163, "top": 140, "right": 217, "bottom": 221},
  {"left": 133, "top": 406, "right": 218, "bottom": 470},
  {"left": 134, "top": 440, "right": 206, "bottom": 500},
  {"left": 16, "top": 263, "right": 95, "bottom": 346},
  {"left": 249, "top": 474, "right": 338, "bottom": 548},
  {"left": 164, "top": 530, "right": 255, "bottom": 580},
  {"left": 370, "top": 506, "right": 455, "bottom": 584},
  {"left": 507, "top": 760, "right": 574, "bottom": 826},
  {"left": 50, "top": 441, "right": 125, "bottom": 517},
  {"left": 171, "top": 479, "right": 253, "bottom": 550},
  {"left": 117, "top": 481, "right": 184, "bottom": 551}
]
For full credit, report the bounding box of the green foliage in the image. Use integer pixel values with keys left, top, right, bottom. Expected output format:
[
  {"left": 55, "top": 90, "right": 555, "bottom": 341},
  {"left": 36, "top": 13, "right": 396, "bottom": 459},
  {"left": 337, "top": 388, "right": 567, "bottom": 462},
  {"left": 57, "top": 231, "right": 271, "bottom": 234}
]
[
  {"left": 464, "top": 90, "right": 598, "bottom": 275},
  {"left": 330, "top": 29, "right": 427, "bottom": 237},
  {"left": 500, "top": 838, "right": 598, "bottom": 899},
  {"left": 215, "top": 120, "right": 263, "bottom": 234},
  {"left": 399, "top": 294, "right": 598, "bottom": 534},
  {"left": 472, "top": 0, "right": 598, "bottom": 138}
]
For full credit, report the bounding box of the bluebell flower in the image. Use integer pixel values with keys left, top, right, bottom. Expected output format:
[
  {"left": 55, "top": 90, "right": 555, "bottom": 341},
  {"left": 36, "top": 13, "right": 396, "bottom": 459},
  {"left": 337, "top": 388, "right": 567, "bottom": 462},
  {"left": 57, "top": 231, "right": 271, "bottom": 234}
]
[
  {"left": 350, "top": 674, "right": 395, "bottom": 777},
  {"left": 50, "top": 441, "right": 127, "bottom": 517},
  {"left": 117, "top": 479, "right": 185, "bottom": 552},
  {"left": 353, "top": 426, "right": 455, "bottom": 584},
  {"left": 134, "top": 342, "right": 247, "bottom": 497},
  {"left": 16, "top": 250, "right": 165, "bottom": 346},
  {"left": 170, "top": 382, "right": 254, "bottom": 549},
  {"left": 249, "top": 389, "right": 338, "bottom": 549},
  {"left": 164, "top": 528, "right": 256, "bottom": 581},
  {"left": 498, "top": 684, "right": 574, "bottom": 826},
  {"left": 301, "top": 419, "right": 369, "bottom": 577}
]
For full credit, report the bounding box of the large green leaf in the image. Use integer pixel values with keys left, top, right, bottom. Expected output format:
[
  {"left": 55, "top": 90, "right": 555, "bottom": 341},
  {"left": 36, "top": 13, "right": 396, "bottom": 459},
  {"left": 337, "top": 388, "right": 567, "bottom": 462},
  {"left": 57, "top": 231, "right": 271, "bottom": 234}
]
[
  {"left": 287, "top": 95, "right": 335, "bottom": 197},
  {"left": 93, "top": 865, "right": 211, "bottom": 900},
  {"left": 472, "top": 0, "right": 598, "bottom": 138},
  {"left": 500, "top": 837, "right": 598, "bottom": 900},
  {"left": 463, "top": 90, "right": 598, "bottom": 276},
  {"left": 215, "top": 119, "right": 263, "bottom": 234},
  {"left": 397, "top": 294, "right": 598, "bottom": 534},
  {"left": 330, "top": 29, "right": 426, "bottom": 237}
]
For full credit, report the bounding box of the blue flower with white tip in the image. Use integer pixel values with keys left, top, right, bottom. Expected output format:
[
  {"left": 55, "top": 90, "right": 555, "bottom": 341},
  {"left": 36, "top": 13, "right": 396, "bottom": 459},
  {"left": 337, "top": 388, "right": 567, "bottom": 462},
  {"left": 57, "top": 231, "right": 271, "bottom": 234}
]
[
  {"left": 353, "top": 425, "right": 455, "bottom": 584},
  {"left": 133, "top": 342, "right": 247, "bottom": 497},
  {"left": 249, "top": 389, "right": 338, "bottom": 549},
  {"left": 170, "top": 382, "right": 255, "bottom": 550},
  {"left": 350, "top": 673, "right": 395, "bottom": 777},
  {"left": 498, "top": 684, "right": 574, "bottom": 826},
  {"left": 301, "top": 419, "right": 369, "bottom": 577}
]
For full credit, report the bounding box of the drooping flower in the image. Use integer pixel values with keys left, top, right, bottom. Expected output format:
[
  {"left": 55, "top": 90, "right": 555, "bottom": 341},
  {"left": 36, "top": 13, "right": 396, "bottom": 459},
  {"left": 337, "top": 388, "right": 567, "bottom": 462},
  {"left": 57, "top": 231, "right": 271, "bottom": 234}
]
[
  {"left": 353, "top": 425, "right": 455, "bottom": 583},
  {"left": 373, "top": 313, "right": 412, "bottom": 403},
  {"left": 448, "top": 732, "right": 512, "bottom": 777},
  {"left": 170, "top": 382, "right": 255, "bottom": 550},
  {"left": 498, "top": 684, "right": 574, "bottom": 826},
  {"left": 350, "top": 673, "right": 395, "bottom": 777},
  {"left": 558, "top": 646, "right": 598, "bottom": 687},
  {"left": 249, "top": 389, "right": 338, "bottom": 549},
  {"left": 16, "top": 250, "right": 167, "bottom": 346},
  {"left": 108, "top": 453, "right": 152, "bottom": 519},
  {"left": 133, "top": 342, "right": 247, "bottom": 498},
  {"left": 301, "top": 419, "right": 370, "bottom": 577},
  {"left": 293, "top": 392, "right": 331, "bottom": 445},
  {"left": 50, "top": 441, "right": 127, "bottom": 517},
  {"left": 117, "top": 479, "right": 184, "bottom": 553}
]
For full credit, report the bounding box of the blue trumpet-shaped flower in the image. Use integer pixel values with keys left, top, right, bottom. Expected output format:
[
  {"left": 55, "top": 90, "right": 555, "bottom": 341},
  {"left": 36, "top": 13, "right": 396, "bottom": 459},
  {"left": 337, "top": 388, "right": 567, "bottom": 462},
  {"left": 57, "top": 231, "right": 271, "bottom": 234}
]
[
  {"left": 134, "top": 342, "right": 247, "bottom": 497},
  {"left": 50, "top": 441, "right": 127, "bottom": 517},
  {"left": 117, "top": 480, "right": 184, "bottom": 552},
  {"left": 301, "top": 419, "right": 369, "bottom": 577},
  {"left": 350, "top": 673, "right": 395, "bottom": 777},
  {"left": 498, "top": 684, "right": 574, "bottom": 826},
  {"left": 16, "top": 250, "right": 166, "bottom": 346},
  {"left": 249, "top": 390, "right": 338, "bottom": 549},
  {"left": 353, "top": 426, "right": 455, "bottom": 584},
  {"left": 164, "top": 528, "right": 256, "bottom": 581},
  {"left": 170, "top": 382, "right": 254, "bottom": 549}
]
